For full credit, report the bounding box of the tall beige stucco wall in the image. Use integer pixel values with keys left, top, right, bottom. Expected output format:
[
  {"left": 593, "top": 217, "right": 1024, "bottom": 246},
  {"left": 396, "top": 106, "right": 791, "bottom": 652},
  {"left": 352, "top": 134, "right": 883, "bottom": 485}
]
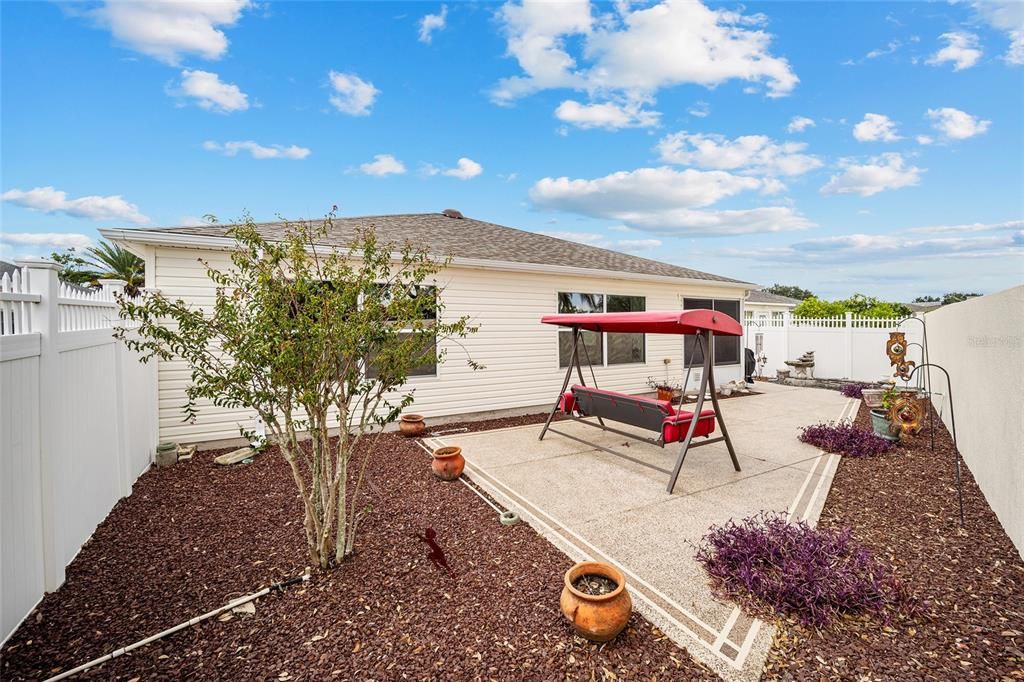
[{"left": 925, "top": 286, "right": 1024, "bottom": 557}]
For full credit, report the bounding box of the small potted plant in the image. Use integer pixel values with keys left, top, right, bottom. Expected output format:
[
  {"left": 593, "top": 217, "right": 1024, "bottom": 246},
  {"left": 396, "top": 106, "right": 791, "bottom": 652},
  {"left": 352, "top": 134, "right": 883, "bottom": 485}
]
[
  {"left": 647, "top": 377, "right": 681, "bottom": 402},
  {"left": 870, "top": 387, "right": 900, "bottom": 442},
  {"left": 559, "top": 561, "right": 632, "bottom": 642}
]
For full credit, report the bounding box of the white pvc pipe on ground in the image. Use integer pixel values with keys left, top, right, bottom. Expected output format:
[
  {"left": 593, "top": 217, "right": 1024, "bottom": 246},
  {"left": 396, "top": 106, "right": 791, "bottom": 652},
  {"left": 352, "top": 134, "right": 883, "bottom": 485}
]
[{"left": 44, "top": 572, "right": 310, "bottom": 682}]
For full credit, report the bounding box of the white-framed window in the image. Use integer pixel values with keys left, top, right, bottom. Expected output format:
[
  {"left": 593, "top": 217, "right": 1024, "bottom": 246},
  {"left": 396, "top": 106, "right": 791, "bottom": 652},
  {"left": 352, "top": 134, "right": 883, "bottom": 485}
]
[
  {"left": 556, "top": 291, "right": 646, "bottom": 367},
  {"left": 365, "top": 284, "right": 438, "bottom": 378},
  {"left": 681, "top": 297, "right": 741, "bottom": 366}
]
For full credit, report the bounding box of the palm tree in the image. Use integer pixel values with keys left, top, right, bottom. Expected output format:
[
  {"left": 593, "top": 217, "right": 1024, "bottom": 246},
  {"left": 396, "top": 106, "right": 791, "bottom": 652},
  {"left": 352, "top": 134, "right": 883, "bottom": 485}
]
[{"left": 85, "top": 241, "right": 144, "bottom": 295}]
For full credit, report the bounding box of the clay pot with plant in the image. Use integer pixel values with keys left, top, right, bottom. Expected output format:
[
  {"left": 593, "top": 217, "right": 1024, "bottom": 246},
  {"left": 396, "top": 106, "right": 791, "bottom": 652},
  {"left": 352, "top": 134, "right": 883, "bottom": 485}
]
[
  {"left": 560, "top": 561, "right": 632, "bottom": 642},
  {"left": 869, "top": 387, "right": 901, "bottom": 442},
  {"left": 647, "top": 377, "right": 681, "bottom": 403},
  {"left": 399, "top": 413, "right": 426, "bottom": 437},
  {"left": 431, "top": 445, "right": 465, "bottom": 481}
]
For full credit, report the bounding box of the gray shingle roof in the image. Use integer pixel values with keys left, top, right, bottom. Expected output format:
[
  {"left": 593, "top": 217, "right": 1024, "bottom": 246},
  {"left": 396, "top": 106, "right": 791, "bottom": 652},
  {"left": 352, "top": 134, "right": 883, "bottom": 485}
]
[
  {"left": 746, "top": 290, "right": 802, "bottom": 305},
  {"left": 119, "top": 212, "right": 750, "bottom": 285}
]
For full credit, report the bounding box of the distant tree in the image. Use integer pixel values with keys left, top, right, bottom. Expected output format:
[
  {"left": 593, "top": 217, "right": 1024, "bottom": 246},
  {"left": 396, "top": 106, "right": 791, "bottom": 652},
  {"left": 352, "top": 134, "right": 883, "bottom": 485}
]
[
  {"left": 49, "top": 240, "right": 144, "bottom": 295},
  {"left": 85, "top": 241, "right": 145, "bottom": 295},
  {"left": 764, "top": 284, "right": 815, "bottom": 300},
  {"left": 940, "top": 292, "right": 981, "bottom": 305},
  {"left": 49, "top": 248, "right": 96, "bottom": 287},
  {"left": 793, "top": 294, "right": 911, "bottom": 319},
  {"left": 912, "top": 292, "right": 981, "bottom": 305}
]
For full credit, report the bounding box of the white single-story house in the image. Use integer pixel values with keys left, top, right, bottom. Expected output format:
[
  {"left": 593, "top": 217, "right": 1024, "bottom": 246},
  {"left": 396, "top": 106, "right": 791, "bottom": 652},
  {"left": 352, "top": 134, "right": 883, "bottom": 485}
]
[
  {"left": 743, "top": 290, "right": 801, "bottom": 324},
  {"left": 102, "top": 211, "right": 757, "bottom": 446}
]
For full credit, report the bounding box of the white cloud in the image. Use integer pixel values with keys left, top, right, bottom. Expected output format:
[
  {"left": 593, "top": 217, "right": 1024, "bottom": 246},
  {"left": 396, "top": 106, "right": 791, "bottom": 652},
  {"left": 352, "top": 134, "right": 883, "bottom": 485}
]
[
  {"left": 688, "top": 101, "right": 710, "bottom": 118},
  {"left": 443, "top": 157, "right": 483, "bottom": 180},
  {"left": 819, "top": 153, "right": 923, "bottom": 197},
  {"left": 656, "top": 132, "right": 823, "bottom": 176},
  {"left": 749, "top": 231, "right": 1020, "bottom": 264},
  {"left": 916, "top": 135, "right": 934, "bottom": 145},
  {"left": 786, "top": 116, "right": 815, "bottom": 133},
  {"left": 2, "top": 186, "right": 150, "bottom": 224},
  {"left": 328, "top": 71, "right": 379, "bottom": 116},
  {"left": 358, "top": 154, "right": 406, "bottom": 176},
  {"left": 175, "top": 69, "right": 249, "bottom": 112},
  {"left": 554, "top": 99, "right": 660, "bottom": 129},
  {"left": 971, "top": 1, "right": 1024, "bottom": 64},
  {"left": 529, "top": 166, "right": 814, "bottom": 236},
  {"left": 491, "top": 0, "right": 797, "bottom": 105},
  {"left": 866, "top": 40, "right": 901, "bottom": 59},
  {"left": 0, "top": 232, "right": 95, "bottom": 251},
  {"left": 927, "top": 32, "right": 982, "bottom": 71},
  {"left": 907, "top": 219, "right": 1023, "bottom": 235},
  {"left": 418, "top": 5, "right": 448, "bottom": 43},
  {"left": 616, "top": 238, "right": 662, "bottom": 250},
  {"left": 203, "top": 140, "right": 310, "bottom": 159},
  {"left": 926, "top": 107, "right": 991, "bottom": 140},
  {"left": 852, "top": 113, "right": 901, "bottom": 142},
  {"left": 91, "top": 0, "right": 250, "bottom": 65}
]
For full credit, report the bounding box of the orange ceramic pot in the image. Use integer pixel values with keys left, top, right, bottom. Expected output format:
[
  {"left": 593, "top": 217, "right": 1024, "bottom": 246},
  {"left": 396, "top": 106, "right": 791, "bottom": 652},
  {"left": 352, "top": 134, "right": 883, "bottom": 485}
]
[
  {"left": 399, "top": 414, "right": 426, "bottom": 437},
  {"left": 656, "top": 388, "right": 673, "bottom": 402},
  {"left": 431, "top": 446, "right": 464, "bottom": 481},
  {"left": 560, "top": 561, "right": 632, "bottom": 642}
]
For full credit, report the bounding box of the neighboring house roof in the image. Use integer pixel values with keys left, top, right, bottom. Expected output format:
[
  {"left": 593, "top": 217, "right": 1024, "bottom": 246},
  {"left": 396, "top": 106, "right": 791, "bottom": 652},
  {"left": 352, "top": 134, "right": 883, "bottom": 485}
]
[
  {"left": 746, "top": 290, "right": 802, "bottom": 306},
  {"left": 903, "top": 301, "right": 943, "bottom": 313},
  {"left": 101, "top": 212, "right": 751, "bottom": 287},
  {"left": 0, "top": 259, "right": 18, "bottom": 279}
]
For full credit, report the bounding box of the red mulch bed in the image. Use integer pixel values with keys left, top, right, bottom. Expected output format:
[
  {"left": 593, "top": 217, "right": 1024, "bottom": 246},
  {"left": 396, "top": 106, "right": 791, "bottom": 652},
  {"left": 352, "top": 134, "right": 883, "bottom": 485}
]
[
  {"left": 1, "top": 414, "right": 715, "bottom": 681},
  {"left": 763, "top": 401, "right": 1024, "bottom": 680}
]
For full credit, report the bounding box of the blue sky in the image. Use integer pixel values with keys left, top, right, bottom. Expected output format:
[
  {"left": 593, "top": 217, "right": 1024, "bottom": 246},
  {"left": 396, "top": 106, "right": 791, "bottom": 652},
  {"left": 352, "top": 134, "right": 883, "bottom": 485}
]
[{"left": 2, "top": 0, "right": 1021, "bottom": 299}]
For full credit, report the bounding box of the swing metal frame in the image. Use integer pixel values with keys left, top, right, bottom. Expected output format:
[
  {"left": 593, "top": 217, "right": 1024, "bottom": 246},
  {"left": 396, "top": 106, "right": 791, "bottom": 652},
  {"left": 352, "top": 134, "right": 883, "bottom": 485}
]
[{"left": 538, "top": 310, "right": 743, "bottom": 494}]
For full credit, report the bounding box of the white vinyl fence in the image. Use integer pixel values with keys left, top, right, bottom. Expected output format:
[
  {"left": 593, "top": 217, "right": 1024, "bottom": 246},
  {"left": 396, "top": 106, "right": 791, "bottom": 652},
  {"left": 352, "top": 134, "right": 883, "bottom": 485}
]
[
  {"left": 744, "top": 311, "right": 923, "bottom": 382},
  {"left": 1, "top": 260, "right": 158, "bottom": 642}
]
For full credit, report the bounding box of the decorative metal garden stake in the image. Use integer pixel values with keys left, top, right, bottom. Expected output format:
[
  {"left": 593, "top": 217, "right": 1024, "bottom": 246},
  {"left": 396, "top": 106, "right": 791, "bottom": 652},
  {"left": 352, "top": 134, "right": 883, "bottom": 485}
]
[
  {"left": 905, "top": 363, "right": 964, "bottom": 526},
  {"left": 896, "top": 316, "right": 935, "bottom": 450}
]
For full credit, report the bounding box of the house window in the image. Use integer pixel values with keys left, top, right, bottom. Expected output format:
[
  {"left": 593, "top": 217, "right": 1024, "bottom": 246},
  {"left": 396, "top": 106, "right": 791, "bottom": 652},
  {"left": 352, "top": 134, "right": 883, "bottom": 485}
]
[
  {"left": 556, "top": 292, "right": 645, "bottom": 367},
  {"left": 681, "top": 297, "right": 741, "bottom": 367},
  {"left": 366, "top": 285, "right": 438, "bottom": 378}
]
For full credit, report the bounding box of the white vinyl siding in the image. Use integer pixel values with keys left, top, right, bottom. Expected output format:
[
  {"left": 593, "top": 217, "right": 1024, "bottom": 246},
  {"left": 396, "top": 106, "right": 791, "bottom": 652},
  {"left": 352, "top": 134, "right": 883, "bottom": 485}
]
[{"left": 149, "top": 244, "right": 748, "bottom": 444}]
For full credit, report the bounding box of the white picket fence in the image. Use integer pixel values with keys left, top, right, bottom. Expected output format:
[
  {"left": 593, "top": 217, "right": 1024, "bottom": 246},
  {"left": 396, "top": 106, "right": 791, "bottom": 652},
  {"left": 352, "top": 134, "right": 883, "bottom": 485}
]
[
  {"left": 744, "top": 311, "right": 923, "bottom": 382},
  {"left": 0, "top": 260, "right": 158, "bottom": 642}
]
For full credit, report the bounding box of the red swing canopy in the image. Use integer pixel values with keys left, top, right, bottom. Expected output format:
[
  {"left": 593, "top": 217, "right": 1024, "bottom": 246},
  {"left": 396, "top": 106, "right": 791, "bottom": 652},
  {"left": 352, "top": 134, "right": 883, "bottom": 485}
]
[{"left": 540, "top": 309, "right": 742, "bottom": 336}]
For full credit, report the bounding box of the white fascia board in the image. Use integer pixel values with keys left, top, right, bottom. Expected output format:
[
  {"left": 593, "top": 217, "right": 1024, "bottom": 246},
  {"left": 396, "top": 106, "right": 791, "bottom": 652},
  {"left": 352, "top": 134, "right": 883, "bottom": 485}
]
[{"left": 99, "top": 228, "right": 753, "bottom": 291}]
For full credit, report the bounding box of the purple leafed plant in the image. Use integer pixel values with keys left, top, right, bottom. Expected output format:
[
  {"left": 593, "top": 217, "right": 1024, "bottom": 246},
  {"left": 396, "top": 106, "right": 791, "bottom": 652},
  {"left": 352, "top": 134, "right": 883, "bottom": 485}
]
[
  {"left": 799, "top": 420, "right": 894, "bottom": 457},
  {"left": 695, "top": 512, "right": 914, "bottom": 629},
  {"left": 840, "top": 383, "right": 865, "bottom": 399}
]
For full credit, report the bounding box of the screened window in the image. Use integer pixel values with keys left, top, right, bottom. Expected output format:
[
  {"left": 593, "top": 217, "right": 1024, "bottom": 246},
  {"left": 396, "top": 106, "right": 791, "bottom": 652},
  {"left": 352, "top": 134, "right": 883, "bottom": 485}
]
[
  {"left": 366, "top": 285, "right": 438, "bottom": 378},
  {"left": 557, "top": 292, "right": 645, "bottom": 367},
  {"left": 682, "top": 298, "right": 741, "bottom": 367},
  {"left": 606, "top": 294, "right": 645, "bottom": 365}
]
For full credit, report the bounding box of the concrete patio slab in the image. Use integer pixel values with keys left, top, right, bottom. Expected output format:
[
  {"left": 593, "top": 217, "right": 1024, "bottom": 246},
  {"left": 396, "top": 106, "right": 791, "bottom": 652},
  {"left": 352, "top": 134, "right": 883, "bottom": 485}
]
[{"left": 429, "top": 383, "right": 856, "bottom": 682}]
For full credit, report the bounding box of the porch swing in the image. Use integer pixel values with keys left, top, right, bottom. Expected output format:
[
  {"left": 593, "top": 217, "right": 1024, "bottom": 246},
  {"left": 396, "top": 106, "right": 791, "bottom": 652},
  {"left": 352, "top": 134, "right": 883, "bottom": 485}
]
[{"left": 538, "top": 309, "right": 743, "bottom": 494}]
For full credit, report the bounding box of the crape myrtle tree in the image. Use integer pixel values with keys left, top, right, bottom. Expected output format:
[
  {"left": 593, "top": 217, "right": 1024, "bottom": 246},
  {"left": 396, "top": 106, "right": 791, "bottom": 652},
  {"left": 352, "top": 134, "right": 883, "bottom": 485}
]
[{"left": 115, "top": 211, "right": 480, "bottom": 569}]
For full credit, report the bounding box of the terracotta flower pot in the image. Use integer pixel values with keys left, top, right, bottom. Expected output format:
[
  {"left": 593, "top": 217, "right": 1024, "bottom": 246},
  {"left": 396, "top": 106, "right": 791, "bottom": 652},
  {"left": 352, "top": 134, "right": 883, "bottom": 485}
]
[
  {"left": 559, "top": 561, "right": 632, "bottom": 642},
  {"left": 399, "top": 414, "right": 426, "bottom": 437},
  {"left": 656, "top": 387, "right": 673, "bottom": 402},
  {"left": 431, "top": 446, "right": 464, "bottom": 481}
]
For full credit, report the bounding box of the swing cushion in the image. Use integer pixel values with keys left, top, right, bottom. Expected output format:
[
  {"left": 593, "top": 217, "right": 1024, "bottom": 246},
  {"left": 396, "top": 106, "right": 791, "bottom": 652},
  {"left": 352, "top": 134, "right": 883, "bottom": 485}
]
[
  {"left": 662, "top": 410, "right": 716, "bottom": 443},
  {"left": 567, "top": 384, "right": 716, "bottom": 441}
]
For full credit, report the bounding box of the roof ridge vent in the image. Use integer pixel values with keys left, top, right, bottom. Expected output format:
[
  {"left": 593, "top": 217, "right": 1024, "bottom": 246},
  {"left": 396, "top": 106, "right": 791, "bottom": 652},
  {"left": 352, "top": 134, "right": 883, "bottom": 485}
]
[{"left": 441, "top": 208, "right": 464, "bottom": 219}]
